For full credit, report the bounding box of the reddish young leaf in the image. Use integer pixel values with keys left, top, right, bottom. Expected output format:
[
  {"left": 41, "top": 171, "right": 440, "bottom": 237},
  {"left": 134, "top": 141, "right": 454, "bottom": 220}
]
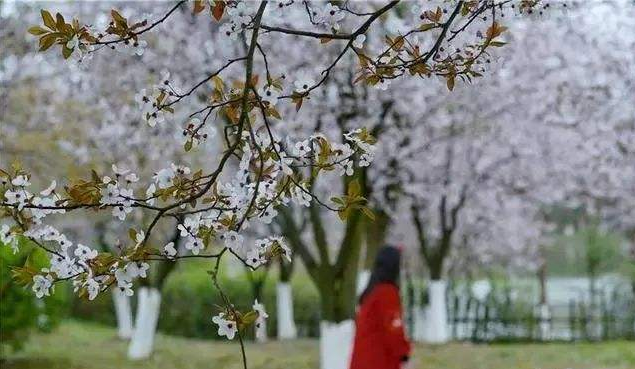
[{"left": 212, "top": 1, "right": 226, "bottom": 21}]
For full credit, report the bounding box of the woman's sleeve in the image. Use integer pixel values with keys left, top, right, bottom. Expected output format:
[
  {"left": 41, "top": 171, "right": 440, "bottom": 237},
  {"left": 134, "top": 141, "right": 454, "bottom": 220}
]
[{"left": 377, "top": 285, "right": 411, "bottom": 361}]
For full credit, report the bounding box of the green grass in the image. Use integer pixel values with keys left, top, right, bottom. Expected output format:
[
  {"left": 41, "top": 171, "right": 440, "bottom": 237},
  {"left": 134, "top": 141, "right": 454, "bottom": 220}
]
[{"left": 2, "top": 320, "right": 634, "bottom": 369}]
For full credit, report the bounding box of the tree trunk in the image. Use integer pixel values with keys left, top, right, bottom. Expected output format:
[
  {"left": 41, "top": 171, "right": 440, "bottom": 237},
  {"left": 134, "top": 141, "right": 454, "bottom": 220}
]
[
  {"left": 126, "top": 227, "right": 179, "bottom": 359},
  {"left": 276, "top": 258, "right": 297, "bottom": 339},
  {"left": 320, "top": 320, "right": 355, "bottom": 369},
  {"left": 424, "top": 279, "right": 450, "bottom": 343},
  {"left": 588, "top": 271, "right": 598, "bottom": 313},
  {"left": 317, "top": 279, "right": 354, "bottom": 369},
  {"left": 316, "top": 225, "right": 361, "bottom": 369},
  {"left": 112, "top": 289, "right": 134, "bottom": 340},
  {"left": 362, "top": 210, "right": 390, "bottom": 270},
  {"left": 96, "top": 223, "right": 134, "bottom": 340},
  {"left": 536, "top": 258, "right": 550, "bottom": 340},
  {"left": 128, "top": 287, "right": 161, "bottom": 360},
  {"left": 357, "top": 211, "right": 390, "bottom": 296},
  {"left": 536, "top": 303, "right": 551, "bottom": 340},
  {"left": 255, "top": 302, "right": 268, "bottom": 343},
  {"left": 280, "top": 172, "right": 365, "bottom": 369},
  {"left": 538, "top": 260, "right": 548, "bottom": 305},
  {"left": 276, "top": 282, "right": 297, "bottom": 339},
  {"left": 356, "top": 269, "right": 371, "bottom": 297},
  {"left": 412, "top": 285, "right": 426, "bottom": 341}
]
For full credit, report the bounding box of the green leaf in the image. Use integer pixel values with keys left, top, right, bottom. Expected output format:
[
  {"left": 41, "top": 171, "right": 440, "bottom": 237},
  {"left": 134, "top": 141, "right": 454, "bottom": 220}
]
[
  {"left": 91, "top": 169, "right": 100, "bottom": 183},
  {"left": 212, "top": 75, "right": 224, "bottom": 93},
  {"left": 184, "top": 140, "right": 193, "bottom": 152},
  {"left": 62, "top": 45, "right": 73, "bottom": 59},
  {"left": 38, "top": 33, "right": 58, "bottom": 52},
  {"left": 488, "top": 41, "right": 507, "bottom": 47},
  {"left": 330, "top": 197, "right": 344, "bottom": 205},
  {"left": 55, "top": 12, "right": 66, "bottom": 31},
  {"left": 446, "top": 74, "right": 455, "bottom": 91},
  {"left": 41, "top": 10, "right": 56, "bottom": 30},
  {"left": 361, "top": 206, "right": 376, "bottom": 221},
  {"left": 347, "top": 179, "right": 361, "bottom": 197},
  {"left": 294, "top": 97, "right": 303, "bottom": 112},
  {"left": 337, "top": 209, "right": 348, "bottom": 221},
  {"left": 111, "top": 9, "right": 127, "bottom": 25},
  {"left": 419, "top": 23, "right": 436, "bottom": 32},
  {"left": 28, "top": 26, "right": 48, "bottom": 36},
  {"left": 11, "top": 266, "right": 38, "bottom": 286},
  {"left": 241, "top": 311, "right": 258, "bottom": 326},
  {"left": 128, "top": 228, "right": 137, "bottom": 242},
  {"left": 267, "top": 106, "right": 282, "bottom": 120}
]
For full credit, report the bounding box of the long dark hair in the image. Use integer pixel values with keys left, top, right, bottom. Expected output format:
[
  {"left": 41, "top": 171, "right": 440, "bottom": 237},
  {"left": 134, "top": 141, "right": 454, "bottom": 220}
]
[{"left": 359, "top": 246, "right": 401, "bottom": 303}]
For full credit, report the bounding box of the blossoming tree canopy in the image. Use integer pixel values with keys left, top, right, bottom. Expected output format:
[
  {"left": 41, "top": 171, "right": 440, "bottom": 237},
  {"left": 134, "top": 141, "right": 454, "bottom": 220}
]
[{"left": 2, "top": 0, "right": 557, "bottom": 363}]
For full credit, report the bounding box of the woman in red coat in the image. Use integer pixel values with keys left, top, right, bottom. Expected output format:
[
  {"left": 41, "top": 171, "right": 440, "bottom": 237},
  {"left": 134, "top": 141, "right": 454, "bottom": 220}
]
[{"left": 350, "top": 246, "right": 412, "bottom": 369}]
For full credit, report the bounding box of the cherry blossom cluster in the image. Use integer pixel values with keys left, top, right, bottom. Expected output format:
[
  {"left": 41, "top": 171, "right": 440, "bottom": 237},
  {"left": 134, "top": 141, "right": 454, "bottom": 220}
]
[
  {"left": 134, "top": 70, "right": 175, "bottom": 127},
  {"left": 0, "top": 113, "right": 374, "bottom": 334},
  {"left": 212, "top": 298, "right": 269, "bottom": 341}
]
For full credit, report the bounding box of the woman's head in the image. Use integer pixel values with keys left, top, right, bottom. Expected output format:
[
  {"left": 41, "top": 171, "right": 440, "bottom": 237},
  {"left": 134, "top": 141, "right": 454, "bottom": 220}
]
[{"left": 359, "top": 245, "right": 401, "bottom": 303}]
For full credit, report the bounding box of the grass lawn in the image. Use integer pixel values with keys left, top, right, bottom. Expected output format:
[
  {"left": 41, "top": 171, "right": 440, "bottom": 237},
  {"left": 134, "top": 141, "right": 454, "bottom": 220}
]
[{"left": 2, "top": 320, "right": 634, "bottom": 369}]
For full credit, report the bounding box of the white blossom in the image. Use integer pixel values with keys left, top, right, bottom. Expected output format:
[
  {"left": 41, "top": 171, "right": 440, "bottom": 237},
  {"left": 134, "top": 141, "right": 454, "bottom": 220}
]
[
  {"left": 86, "top": 278, "right": 100, "bottom": 300},
  {"left": 245, "top": 248, "right": 265, "bottom": 268},
  {"left": 100, "top": 183, "right": 120, "bottom": 205},
  {"left": 4, "top": 189, "right": 30, "bottom": 210},
  {"left": 315, "top": 3, "right": 345, "bottom": 31},
  {"left": 253, "top": 299, "right": 268, "bottom": 327},
  {"left": 259, "top": 207, "right": 277, "bottom": 224},
  {"left": 220, "top": 230, "right": 243, "bottom": 252},
  {"left": 259, "top": 85, "right": 280, "bottom": 106},
  {"left": 116, "top": 282, "right": 134, "bottom": 297},
  {"left": 11, "top": 175, "right": 31, "bottom": 187},
  {"left": 1, "top": 224, "right": 18, "bottom": 253},
  {"left": 212, "top": 313, "right": 238, "bottom": 340},
  {"left": 293, "top": 75, "right": 315, "bottom": 94},
  {"left": 74, "top": 244, "right": 98, "bottom": 261},
  {"left": 163, "top": 241, "right": 177, "bottom": 258},
  {"left": 40, "top": 180, "right": 57, "bottom": 196},
  {"left": 352, "top": 34, "right": 366, "bottom": 49},
  {"left": 185, "top": 236, "right": 204, "bottom": 255},
  {"left": 291, "top": 184, "right": 311, "bottom": 207},
  {"left": 293, "top": 140, "right": 311, "bottom": 156},
  {"left": 32, "top": 274, "right": 53, "bottom": 298}
]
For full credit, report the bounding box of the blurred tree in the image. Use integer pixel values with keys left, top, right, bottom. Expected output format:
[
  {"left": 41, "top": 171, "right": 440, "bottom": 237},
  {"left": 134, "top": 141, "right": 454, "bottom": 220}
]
[
  {"left": 576, "top": 224, "right": 621, "bottom": 302},
  {"left": 0, "top": 238, "right": 67, "bottom": 356}
]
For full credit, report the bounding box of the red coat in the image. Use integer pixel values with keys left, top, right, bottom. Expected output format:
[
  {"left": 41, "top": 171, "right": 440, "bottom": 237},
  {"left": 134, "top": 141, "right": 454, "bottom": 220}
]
[{"left": 350, "top": 283, "right": 411, "bottom": 369}]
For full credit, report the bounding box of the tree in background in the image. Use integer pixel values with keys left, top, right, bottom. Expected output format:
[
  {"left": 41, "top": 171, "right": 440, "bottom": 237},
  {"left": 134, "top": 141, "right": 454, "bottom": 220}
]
[
  {"left": 390, "top": 0, "right": 635, "bottom": 343},
  {"left": 1, "top": 1, "right": 218, "bottom": 358},
  {"left": 576, "top": 224, "right": 621, "bottom": 303}
]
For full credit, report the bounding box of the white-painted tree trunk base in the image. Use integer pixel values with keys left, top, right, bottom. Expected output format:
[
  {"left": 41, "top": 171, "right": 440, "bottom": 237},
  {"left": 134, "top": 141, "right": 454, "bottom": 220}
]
[
  {"left": 412, "top": 305, "right": 426, "bottom": 342},
  {"left": 356, "top": 269, "right": 371, "bottom": 296},
  {"left": 320, "top": 320, "right": 354, "bottom": 369},
  {"left": 536, "top": 304, "right": 551, "bottom": 340},
  {"left": 276, "top": 283, "right": 297, "bottom": 339},
  {"left": 423, "top": 280, "right": 449, "bottom": 344},
  {"left": 255, "top": 302, "right": 268, "bottom": 343},
  {"left": 128, "top": 287, "right": 161, "bottom": 360},
  {"left": 112, "top": 289, "right": 134, "bottom": 340}
]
